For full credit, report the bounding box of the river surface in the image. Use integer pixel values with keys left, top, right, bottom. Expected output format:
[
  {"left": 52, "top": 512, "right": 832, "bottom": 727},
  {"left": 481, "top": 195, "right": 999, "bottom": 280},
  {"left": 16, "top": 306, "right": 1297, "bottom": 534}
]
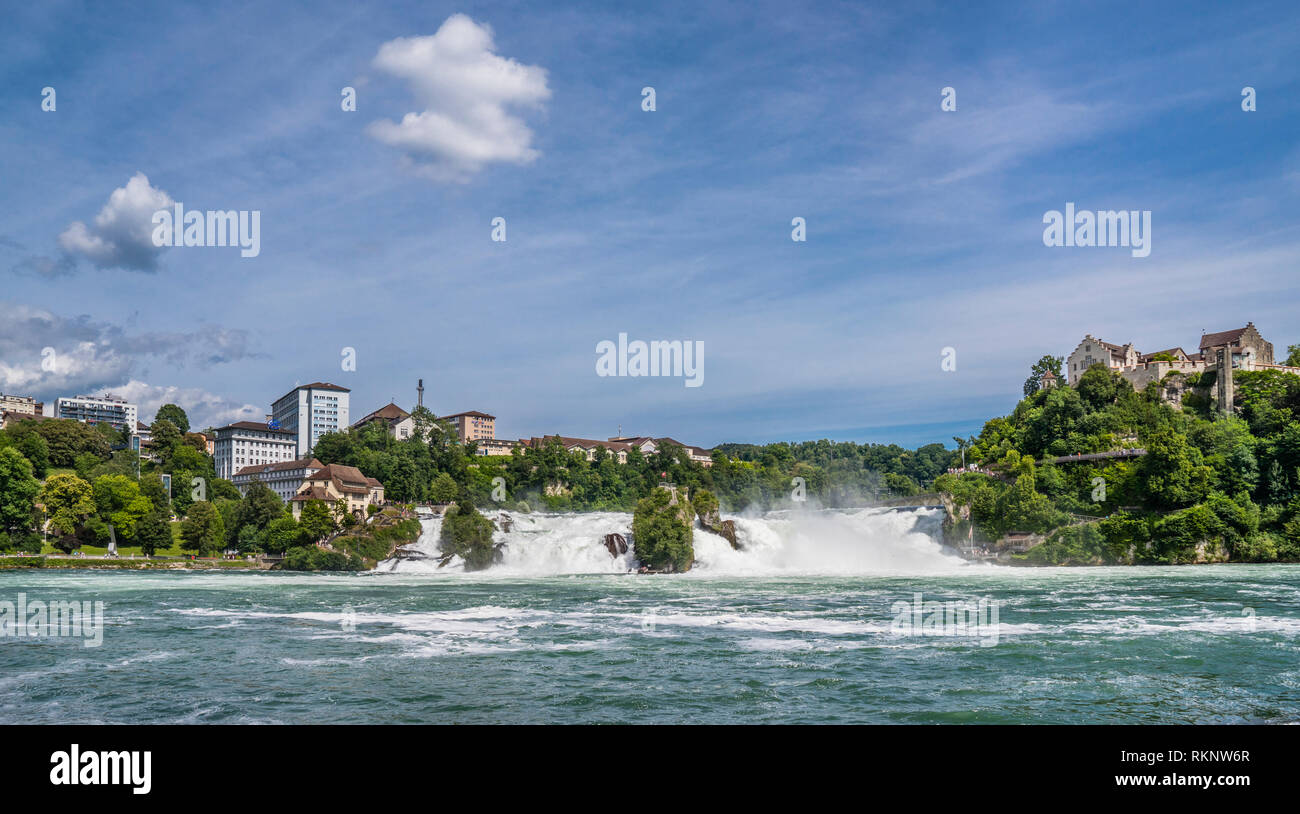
[{"left": 1, "top": 508, "right": 1297, "bottom": 724}]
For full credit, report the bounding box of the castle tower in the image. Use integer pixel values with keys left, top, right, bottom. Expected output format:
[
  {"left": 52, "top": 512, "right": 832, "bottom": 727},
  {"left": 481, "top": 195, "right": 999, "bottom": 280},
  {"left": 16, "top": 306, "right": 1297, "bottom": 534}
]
[{"left": 1215, "top": 346, "right": 1234, "bottom": 414}]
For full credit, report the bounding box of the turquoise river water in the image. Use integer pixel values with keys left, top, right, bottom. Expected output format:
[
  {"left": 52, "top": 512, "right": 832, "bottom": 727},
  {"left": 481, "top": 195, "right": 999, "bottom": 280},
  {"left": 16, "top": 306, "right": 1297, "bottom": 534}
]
[{"left": 1, "top": 508, "right": 1297, "bottom": 724}]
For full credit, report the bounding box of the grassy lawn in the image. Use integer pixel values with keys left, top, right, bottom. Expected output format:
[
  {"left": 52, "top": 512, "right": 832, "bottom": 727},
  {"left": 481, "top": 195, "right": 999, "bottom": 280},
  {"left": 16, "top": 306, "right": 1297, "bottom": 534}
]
[{"left": 37, "top": 520, "right": 189, "bottom": 557}]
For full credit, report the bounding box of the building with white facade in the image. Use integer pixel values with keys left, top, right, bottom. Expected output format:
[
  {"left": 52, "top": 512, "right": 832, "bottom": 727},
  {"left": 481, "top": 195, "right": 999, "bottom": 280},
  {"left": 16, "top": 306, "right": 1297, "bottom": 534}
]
[
  {"left": 232, "top": 457, "right": 323, "bottom": 503},
  {"left": 56, "top": 393, "right": 137, "bottom": 431},
  {"left": 270, "top": 382, "right": 350, "bottom": 457},
  {"left": 213, "top": 421, "right": 297, "bottom": 481}
]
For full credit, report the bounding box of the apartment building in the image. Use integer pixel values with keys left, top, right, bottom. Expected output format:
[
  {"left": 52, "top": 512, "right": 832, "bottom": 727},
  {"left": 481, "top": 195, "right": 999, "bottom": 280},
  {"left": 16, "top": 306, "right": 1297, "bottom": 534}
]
[
  {"left": 232, "top": 457, "right": 323, "bottom": 504},
  {"left": 56, "top": 393, "right": 137, "bottom": 431},
  {"left": 441, "top": 410, "right": 495, "bottom": 443},
  {"left": 0, "top": 393, "right": 41, "bottom": 416},
  {"left": 270, "top": 382, "right": 350, "bottom": 457},
  {"left": 213, "top": 421, "right": 297, "bottom": 481}
]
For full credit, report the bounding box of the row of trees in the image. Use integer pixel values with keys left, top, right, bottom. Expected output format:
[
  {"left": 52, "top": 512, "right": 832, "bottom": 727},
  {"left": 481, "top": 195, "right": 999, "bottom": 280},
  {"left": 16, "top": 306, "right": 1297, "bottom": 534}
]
[{"left": 308, "top": 407, "right": 957, "bottom": 514}]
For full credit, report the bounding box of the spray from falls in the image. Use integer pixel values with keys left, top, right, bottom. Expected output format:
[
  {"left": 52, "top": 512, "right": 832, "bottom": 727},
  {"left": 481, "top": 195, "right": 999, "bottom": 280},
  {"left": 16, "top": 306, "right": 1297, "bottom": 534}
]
[{"left": 380, "top": 507, "right": 966, "bottom": 576}]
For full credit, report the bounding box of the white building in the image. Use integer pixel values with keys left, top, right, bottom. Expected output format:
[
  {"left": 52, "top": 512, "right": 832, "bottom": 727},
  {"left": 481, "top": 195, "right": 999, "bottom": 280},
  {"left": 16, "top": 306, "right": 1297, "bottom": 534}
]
[
  {"left": 213, "top": 421, "right": 297, "bottom": 481},
  {"left": 56, "top": 393, "right": 137, "bottom": 431},
  {"left": 232, "top": 457, "right": 323, "bottom": 504},
  {"left": 270, "top": 382, "right": 350, "bottom": 457}
]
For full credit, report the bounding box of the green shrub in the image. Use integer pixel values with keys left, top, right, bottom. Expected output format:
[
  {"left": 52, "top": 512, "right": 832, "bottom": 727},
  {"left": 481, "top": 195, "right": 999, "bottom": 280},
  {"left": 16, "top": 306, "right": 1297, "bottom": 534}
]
[{"left": 631, "top": 488, "right": 694, "bottom": 572}]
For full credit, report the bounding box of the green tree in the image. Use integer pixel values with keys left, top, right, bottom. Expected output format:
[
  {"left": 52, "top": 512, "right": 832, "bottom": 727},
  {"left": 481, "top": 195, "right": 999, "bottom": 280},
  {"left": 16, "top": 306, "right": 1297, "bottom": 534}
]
[
  {"left": 439, "top": 498, "right": 497, "bottom": 571},
  {"left": 179, "top": 501, "right": 225, "bottom": 555},
  {"left": 39, "top": 473, "right": 96, "bottom": 549},
  {"left": 1023, "top": 354, "right": 1064, "bottom": 397},
  {"left": 262, "top": 516, "right": 302, "bottom": 554},
  {"left": 155, "top": 404, "right": 190, "bottom": 434},
  {"left": 0, "top": 447, "right": 41, "bottom": 535},
  {"left": 140, "top": 472, "right": 171, "bottom": 515},
  {"left": 30, "top": 419, "right": 110, "bottom": 466},
  {"left": 92, "top": 474, "right": 154, "bottom": 543},
  {"left": 1076, "top": 364, "right": 1132, "bottom": 412},
  {"left": 234, "top": 481, "right": 285, "bottom": 537},
  {"left": 1285, "top": 344, "right": 1300, "bottom": 367},
  {"left": 1140, "top": 426, "right": 1212, "bottom": 509},
  {"left": 150, "top": 418, "right": 182, "bottom": 457},
  {"left": 12, "top": 433, "right": 50, "bottom": 479},
  {"left": 430, "top": 472, "right": 460, "bottom": 503},
  {"left": 135, "top": 510, "right": 172, "bottom": 556},
  {"left": 298, "top": 499, "right": 334, "bottom": 542}
]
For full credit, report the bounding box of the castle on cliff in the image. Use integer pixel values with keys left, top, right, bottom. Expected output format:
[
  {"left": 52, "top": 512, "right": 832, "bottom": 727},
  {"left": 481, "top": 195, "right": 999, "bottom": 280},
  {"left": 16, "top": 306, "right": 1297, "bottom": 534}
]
[{"left": 1062, "top": 323, "right": 1298, "bottom": 412}]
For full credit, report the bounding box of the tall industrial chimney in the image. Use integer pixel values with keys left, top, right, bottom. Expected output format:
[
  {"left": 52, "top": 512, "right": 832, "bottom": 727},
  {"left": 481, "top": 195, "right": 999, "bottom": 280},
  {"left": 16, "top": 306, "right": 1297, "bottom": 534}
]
[{"left": 417, "top": 378, "right": 424, "bottom": 409}]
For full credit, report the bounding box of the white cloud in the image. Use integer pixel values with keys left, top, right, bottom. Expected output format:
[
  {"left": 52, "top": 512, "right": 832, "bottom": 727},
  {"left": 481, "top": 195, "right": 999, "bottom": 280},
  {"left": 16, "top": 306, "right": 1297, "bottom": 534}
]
[
  {"left": 0, "top": 302, "right": 262, "bottom": 406},
  {"left": 58, "top": 172, "right": 174, "bottom": 271},
  {"left": 367, "top": 14, "right": 550, "bottom": 182},
  {"left": 116, "top": 381, "right": 264, "bottom": 429}
]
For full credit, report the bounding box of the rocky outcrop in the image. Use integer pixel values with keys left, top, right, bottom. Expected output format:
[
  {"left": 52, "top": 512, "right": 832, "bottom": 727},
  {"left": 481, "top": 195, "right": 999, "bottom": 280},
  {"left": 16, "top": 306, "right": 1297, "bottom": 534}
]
[
  {"left": 601, "top": 533, "right": 628, "bottom": 557},
  {"left": 691, "top": 488, "right": 740, "bottom": 549},
  {"left": 715, "top": 519, "right": 739, "bottom": 549}
]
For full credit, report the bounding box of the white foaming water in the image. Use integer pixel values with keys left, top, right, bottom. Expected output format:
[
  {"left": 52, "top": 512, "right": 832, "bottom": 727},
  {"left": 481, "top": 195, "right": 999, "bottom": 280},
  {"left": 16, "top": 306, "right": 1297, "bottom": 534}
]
[
  {"left": 693, "top": 507, "right": 965, "bottom": 575},
  {"left": 381, "top": 506, "right": 966, "bottom": 576}
]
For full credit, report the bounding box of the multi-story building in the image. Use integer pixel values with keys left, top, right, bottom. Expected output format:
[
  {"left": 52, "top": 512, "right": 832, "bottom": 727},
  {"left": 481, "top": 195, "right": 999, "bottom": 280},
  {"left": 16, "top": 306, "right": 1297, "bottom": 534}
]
[
  {"left": 441, "top": 410, "right": 495, "bottom": 443},
  {"left": 56, "top": 393, "right": 137, "bottom": 431},
  {"left": 0, "top": 393, "right": 41, "bottom": 416},
  {"left": 609, "top": 436, "right": 715, "bottom": 466},
  {"left": 232, "top": 457, "right": 323, "bottom": 503},
  {"left": 270, "top": 382, "right": 350, "bottom": 457},
  {"left": 474, "top": 438, "right": 519, "bottom": 456},
  {"left": 213, "top": 421, "right": 297, "bottom": 481},
  {"left": 352, "top": 402, "right": 415, "bottom": 440},
  {"left": 289, "top": 463, "right": 381, "bottom": 520}
]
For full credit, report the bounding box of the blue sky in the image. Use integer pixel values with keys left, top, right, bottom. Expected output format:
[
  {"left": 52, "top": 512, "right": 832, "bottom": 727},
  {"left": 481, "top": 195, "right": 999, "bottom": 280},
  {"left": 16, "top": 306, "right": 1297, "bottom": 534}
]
[{"left": 2, "top": 0, "right": 1298, "bottom": 448}]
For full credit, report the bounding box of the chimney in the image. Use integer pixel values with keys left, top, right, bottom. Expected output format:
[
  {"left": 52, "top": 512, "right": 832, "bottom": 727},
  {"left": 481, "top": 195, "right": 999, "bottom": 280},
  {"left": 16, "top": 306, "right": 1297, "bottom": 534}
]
[{"left": 417, "top": 379, "right": 424, "bottom": 408}]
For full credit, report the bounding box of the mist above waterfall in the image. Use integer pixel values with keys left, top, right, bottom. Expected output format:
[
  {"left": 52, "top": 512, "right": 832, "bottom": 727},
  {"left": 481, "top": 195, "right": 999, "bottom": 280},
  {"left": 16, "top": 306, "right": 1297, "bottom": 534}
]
[{"left": 382, "top": 506, "right": 966, "bottom": 577}]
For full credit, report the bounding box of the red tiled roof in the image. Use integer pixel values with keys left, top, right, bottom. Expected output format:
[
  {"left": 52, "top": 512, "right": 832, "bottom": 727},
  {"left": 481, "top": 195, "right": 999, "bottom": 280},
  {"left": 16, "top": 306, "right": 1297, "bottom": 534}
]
[
  {"left": 302, "top": 463, "right": 372, "bottom": 495},
  {"left": 291, "top": 486, "right": 334, "bottom": 503},
  {"left": 1200, "top": 327, "right": 1249, "bottom": 349},
  {"left": 233, "top": 457, "right": 323, "bottom": 479},
  {"left": 352, "top": 403, "right": 410, "bottom": 426},
  {"left": 442, "top": 410, "right": 494, "bottom": 419}
]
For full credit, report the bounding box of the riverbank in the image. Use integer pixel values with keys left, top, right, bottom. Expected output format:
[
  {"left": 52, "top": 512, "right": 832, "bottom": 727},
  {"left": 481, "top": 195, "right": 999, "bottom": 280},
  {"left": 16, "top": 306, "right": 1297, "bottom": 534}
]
[{"left": 0, "top": 555, "right": 268, "bottom": 570}]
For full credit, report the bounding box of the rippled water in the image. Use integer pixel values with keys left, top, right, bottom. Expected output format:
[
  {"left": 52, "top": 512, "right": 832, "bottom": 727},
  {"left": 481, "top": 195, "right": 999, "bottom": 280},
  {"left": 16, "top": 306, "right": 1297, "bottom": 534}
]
[{"left": 3, "top": 563, "right": 1298, "bottom": 724}]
